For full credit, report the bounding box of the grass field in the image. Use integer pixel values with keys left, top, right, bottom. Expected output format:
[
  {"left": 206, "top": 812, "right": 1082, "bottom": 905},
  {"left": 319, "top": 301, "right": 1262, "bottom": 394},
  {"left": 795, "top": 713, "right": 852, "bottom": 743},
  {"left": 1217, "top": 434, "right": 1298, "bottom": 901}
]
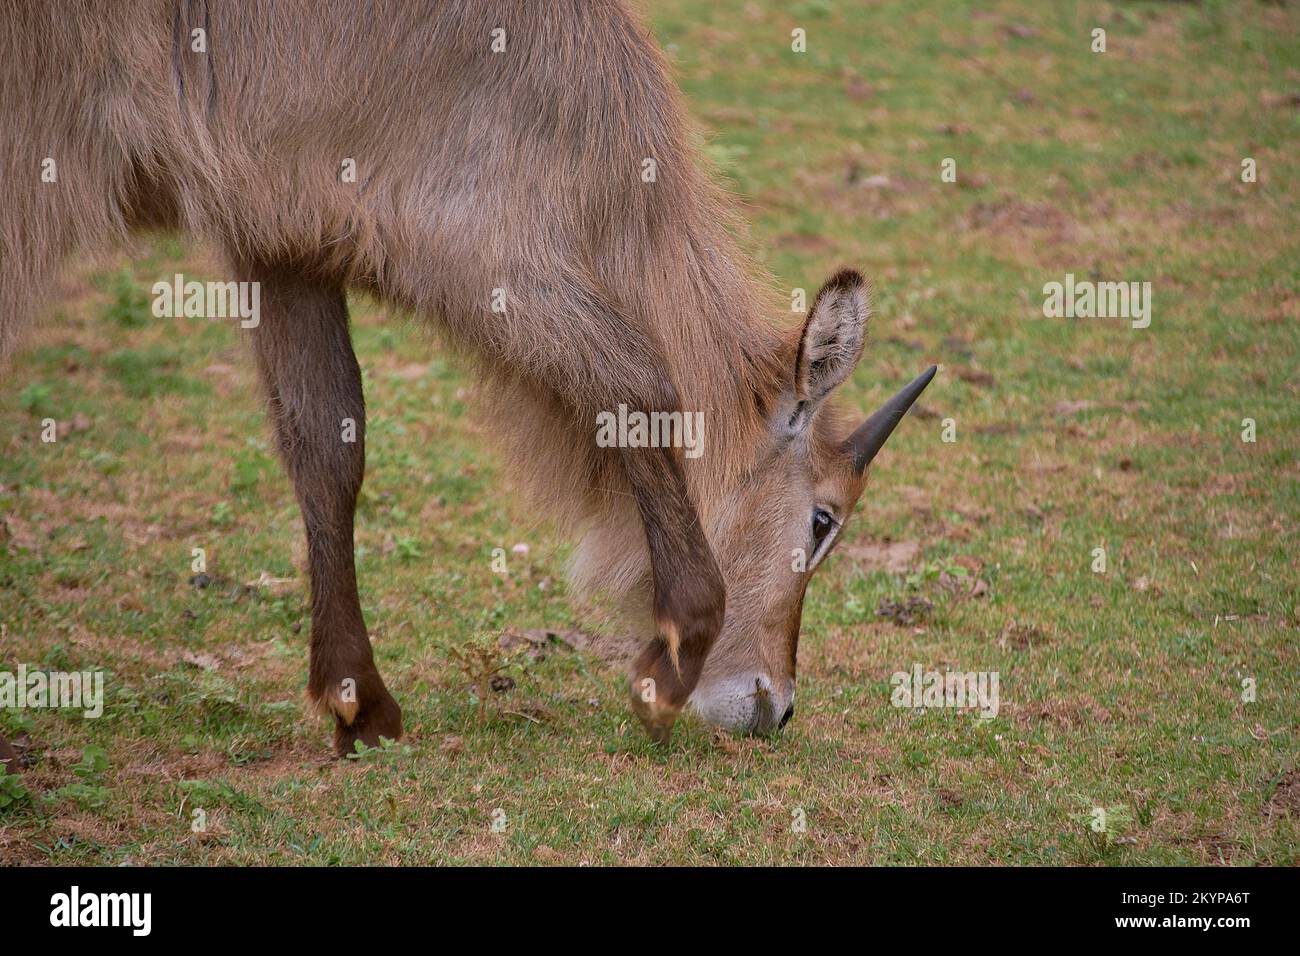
[{"left": 1, "top": 0, "right": 1297, "bottom": 865}]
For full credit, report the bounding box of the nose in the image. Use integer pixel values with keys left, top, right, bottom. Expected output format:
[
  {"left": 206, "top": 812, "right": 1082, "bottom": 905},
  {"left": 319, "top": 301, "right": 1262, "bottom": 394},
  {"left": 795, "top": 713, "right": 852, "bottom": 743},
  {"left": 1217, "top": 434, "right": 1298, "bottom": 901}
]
[
  {"left": 751, "top": 679, "right": 795, "bottom": 735},
  {"left": 750, "top": 676, "right": 778, "bottom": 734},
  {"left": 688, "top": 673, "right": 794, "bottom": 736}
]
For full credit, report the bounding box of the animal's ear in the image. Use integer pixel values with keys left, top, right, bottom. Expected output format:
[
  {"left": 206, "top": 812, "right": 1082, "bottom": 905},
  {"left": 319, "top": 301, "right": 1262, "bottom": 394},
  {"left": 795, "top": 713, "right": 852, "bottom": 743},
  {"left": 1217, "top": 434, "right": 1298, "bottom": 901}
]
[{"left": 794, "top": 269, "right": 869, "bottom": 410}]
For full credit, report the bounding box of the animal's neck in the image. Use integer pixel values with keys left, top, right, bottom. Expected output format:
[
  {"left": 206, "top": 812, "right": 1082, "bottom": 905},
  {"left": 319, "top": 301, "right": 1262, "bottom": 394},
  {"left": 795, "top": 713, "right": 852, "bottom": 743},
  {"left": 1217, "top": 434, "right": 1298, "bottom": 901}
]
[
  {"left": 482, "top": 212, "right": 789, "bottom": 606},
  {"left": 657, "top": 236, "right": 788, "bottom": 509}
]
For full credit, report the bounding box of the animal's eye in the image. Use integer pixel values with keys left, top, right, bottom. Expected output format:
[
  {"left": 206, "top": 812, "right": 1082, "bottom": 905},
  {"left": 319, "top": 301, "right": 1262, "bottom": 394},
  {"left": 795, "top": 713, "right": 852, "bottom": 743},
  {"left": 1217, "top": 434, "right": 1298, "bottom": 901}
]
[{"left": 811, "top": 508, "right": 834, "bottom": 547}]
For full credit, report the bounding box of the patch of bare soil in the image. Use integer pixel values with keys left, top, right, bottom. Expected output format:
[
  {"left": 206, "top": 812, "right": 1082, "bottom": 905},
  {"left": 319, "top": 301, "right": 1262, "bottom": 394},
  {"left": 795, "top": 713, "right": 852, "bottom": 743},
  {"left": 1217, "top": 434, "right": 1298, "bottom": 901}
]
[
  {"left": 774, "top": 231, "right": 835, "bottom": 255},
  {"left": 1011, "top": 696, "right": 1112, "bottom": 730},
  {"left": 0, "top": 832, "right": 45, "bottom": 863},
  {"left": 952, "top": 365, "right": 996, "bottom": 388},
  {"left": 1265, "top": 770, "right": 1300, "bottom": 817},
  {"left": 1170, "top": 833, "right": 1237, "bottom": 864},
  {"left": 875, "top": 595, "right": 933, "bottom": 627},
  {"left": 935, "top": 787, "right": 965, "bottom": 811},
  {"left": 999, "top": 621, "right": 1047, "bottom": 651},
  {"left": 125, "top": 741, "right": 331, "bottom": 788},
  {"left": 963, "top": 196, "right": 1076, "bottom": 244},
  {"left": 842, "top": 539, "right": 921, "bottom": 574},
  {"left": 499, "top": 627, "right": 590, "bottom": 656}
]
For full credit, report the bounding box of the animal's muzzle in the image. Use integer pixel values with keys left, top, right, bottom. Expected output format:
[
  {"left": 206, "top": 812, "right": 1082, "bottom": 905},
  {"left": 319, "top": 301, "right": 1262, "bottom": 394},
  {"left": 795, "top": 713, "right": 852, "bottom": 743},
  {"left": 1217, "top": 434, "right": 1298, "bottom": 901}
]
[{"left": 689, "top": 673, "right": 794, "bottom": 736}]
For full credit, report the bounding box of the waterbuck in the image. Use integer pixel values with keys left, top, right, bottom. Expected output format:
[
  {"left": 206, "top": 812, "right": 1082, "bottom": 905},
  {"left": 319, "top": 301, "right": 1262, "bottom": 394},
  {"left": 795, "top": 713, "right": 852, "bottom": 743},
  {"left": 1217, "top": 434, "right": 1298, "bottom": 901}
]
[{"left": 0, "top": 0, "right": 934, "bottom": 757}]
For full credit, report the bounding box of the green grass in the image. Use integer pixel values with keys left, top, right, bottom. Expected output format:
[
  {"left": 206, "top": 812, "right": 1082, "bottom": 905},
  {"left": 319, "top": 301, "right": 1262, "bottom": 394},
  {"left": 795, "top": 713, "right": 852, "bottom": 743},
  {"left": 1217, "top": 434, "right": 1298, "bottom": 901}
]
[{"left": 1, "top": 0, "right": 1297, "bottom": 865}]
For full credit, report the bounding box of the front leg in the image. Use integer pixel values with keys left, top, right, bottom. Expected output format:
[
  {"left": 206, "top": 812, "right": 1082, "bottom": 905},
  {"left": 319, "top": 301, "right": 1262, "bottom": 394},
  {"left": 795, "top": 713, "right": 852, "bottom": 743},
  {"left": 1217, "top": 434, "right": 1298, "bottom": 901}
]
[
  {"left": 417, "top": 273, "right": 728, "bottom": 744},
  {"left": 622, "top": 444, "right": 726, "bottom": 743},
  {"left": 241, "top": 262, "right": 403, "bottom": 757}
]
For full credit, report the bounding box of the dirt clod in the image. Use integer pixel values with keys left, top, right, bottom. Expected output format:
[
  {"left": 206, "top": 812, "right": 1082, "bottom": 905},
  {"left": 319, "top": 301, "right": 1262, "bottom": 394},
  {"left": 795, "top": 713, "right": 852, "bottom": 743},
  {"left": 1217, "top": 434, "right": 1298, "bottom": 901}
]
[{"left": 875, "top": 595, "right": 933, "bottom": 626}]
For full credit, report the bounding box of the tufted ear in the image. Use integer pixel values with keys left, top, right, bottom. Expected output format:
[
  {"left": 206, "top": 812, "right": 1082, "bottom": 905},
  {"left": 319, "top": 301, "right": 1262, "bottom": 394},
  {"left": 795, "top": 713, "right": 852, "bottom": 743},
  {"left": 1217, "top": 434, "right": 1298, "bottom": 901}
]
[{"left": 794, "top": 269, "right": 869, "bottom": 412}]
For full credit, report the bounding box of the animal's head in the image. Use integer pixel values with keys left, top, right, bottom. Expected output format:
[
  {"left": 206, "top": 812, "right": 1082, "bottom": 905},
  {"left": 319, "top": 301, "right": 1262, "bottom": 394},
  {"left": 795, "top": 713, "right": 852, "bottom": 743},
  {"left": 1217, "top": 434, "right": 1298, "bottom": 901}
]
[{"left": 688, "top": 269, "right": 936, "bottom": 735}]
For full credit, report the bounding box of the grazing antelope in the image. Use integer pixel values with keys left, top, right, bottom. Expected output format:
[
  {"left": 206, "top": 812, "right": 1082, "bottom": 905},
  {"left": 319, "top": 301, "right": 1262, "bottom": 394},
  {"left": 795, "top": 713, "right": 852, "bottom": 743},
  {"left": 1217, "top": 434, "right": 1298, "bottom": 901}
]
[{"left": 0, "top": 0, "right": 934, "bottom": 757}]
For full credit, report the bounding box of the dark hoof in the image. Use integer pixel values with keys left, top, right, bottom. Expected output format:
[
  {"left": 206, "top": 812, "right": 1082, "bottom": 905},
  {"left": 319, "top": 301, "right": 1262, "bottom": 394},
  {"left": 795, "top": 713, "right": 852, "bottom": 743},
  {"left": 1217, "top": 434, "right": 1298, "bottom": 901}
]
[
  {"left": 332, "top": 685, "right": 404, "bottom": 758},
  {"left": 628, "top": 640, "right": 692, "bottom": 745},
  {"left": 629, "top": 687, "right": 679, "bottom": 745}
]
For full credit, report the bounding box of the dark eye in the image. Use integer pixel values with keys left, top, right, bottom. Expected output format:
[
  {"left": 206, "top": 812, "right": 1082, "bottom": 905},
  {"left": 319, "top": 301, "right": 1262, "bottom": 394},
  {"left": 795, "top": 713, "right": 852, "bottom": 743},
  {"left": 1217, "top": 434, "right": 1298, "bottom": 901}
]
[{"left": 812, "top": 508, "right": 834, "bottom": 547}]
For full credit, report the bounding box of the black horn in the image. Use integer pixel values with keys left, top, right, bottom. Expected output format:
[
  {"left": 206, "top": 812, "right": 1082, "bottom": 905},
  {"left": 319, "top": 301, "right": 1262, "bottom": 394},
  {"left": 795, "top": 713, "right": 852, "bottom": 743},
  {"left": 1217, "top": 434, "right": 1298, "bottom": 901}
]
[{"left": 845, "top": 365, "right": 938, "bottom": 473}]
